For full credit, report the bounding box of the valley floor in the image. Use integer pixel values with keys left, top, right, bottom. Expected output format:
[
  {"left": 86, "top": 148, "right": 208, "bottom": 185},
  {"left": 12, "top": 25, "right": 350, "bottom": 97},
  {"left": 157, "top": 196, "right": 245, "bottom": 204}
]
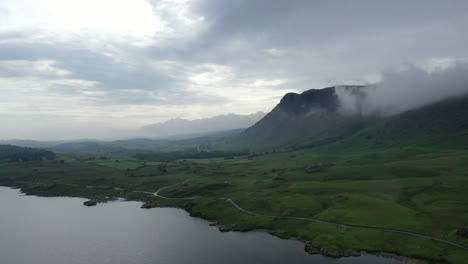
[{"left": 1, "top": 147, "right": 468, "bottom": 263}]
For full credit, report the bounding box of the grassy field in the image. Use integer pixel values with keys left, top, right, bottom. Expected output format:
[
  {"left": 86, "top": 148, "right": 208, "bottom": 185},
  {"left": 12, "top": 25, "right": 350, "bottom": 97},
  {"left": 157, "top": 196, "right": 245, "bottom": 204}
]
[{"left": 0, "top": 147, "right": 467, "bottom": 263}]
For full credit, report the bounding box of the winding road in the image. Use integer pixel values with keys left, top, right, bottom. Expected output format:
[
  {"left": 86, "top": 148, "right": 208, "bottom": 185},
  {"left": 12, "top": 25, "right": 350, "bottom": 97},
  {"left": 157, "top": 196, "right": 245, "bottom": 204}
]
[
  {"left": 153, "top": 180, "right": 199, "bottom": 200},
  {"left": 154, "top": 180, "right": 468, "bottom": 250},
  {"left": 11, "top": 179, "right": 468, "bottom": 250},
  {"left": 225, "top": 198, "right": 467, "bottom": 250}
]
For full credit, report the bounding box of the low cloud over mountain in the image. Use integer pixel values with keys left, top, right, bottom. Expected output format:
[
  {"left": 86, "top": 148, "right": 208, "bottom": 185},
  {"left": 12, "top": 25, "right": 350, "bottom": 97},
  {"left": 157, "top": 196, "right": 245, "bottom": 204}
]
[{"left": 336, "top": 62, "right": 468, "bottom": 116}]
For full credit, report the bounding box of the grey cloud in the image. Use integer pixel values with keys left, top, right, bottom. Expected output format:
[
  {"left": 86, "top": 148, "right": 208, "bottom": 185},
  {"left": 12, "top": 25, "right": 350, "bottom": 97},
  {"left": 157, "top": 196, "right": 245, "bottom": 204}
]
[
  {"left": 192, "top": 0, "right": 468, "bottom": 46},
  {"left": 176, "top": 0, "right": 468, "bottom": 90},
  {"left": 336, "top": 62, "right": 468, "bottom": 116},
  {"left": 0, "top": 42, "right": 206, "bottom": 105},
  {"left": 2, "top": 0, "right": 468, "bottom": 140}
]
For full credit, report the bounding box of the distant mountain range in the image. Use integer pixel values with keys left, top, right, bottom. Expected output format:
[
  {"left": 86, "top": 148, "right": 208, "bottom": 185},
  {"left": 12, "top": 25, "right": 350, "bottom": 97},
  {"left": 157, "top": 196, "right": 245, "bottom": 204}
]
[
  {"left": 141, "top": 112, "right": 265, "bottom": 138},
  {"left": 3, "top": 86, "right": 467, "bottom": 154},
  {"left": 0, "top": 113, "right": 266, "bottom": 150}
]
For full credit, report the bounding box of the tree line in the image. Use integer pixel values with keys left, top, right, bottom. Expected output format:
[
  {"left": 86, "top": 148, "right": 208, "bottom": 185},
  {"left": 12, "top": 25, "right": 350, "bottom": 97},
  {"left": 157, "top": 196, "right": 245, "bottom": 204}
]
[
  {"left": 0, "top": 144, "right": 55, "bottom": 162},
  {"left": 135, "top": 150, "right": 249, "bottom": 162}
]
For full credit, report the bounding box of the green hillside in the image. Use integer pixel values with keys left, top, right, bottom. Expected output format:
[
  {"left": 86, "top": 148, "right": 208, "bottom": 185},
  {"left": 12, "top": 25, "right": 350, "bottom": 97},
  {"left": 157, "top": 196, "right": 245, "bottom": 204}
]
[
  {"left": 0, "top": 144, "right": 55, "bottom": 162},
  {"left": 317, "top": 95, "right": 468, "bottom": 153},
  {"left": 1, "top": 88, "right": 468, "bottom": 263},
  {"left": 235, "top": 87, "right": 467, "bottom": 153}
]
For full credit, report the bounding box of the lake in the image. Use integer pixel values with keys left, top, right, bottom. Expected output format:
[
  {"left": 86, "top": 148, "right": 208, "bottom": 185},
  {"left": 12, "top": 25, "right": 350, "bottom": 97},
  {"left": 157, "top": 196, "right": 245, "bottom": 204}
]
[{"left": 0, "top": 187, "right": 403, "bottom": 264}]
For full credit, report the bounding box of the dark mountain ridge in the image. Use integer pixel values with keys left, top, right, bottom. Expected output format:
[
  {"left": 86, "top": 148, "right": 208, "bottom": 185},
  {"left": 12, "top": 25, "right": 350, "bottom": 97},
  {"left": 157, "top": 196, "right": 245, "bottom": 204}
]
[
  {"left": 235, "top": 86, "right": 372, "bottom": 147},
  {"left": 234, "top": 85, "right": 468, "bottom": 151},
  {"left": 278, "top": 86, "right": 339, "bottom": 114}
]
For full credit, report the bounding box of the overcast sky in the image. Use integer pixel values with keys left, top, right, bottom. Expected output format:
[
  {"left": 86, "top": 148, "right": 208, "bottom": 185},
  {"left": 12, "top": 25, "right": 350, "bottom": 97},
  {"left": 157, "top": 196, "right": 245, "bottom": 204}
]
[{"left": 1, "top": 0, "right": 467, "bottom": 140}]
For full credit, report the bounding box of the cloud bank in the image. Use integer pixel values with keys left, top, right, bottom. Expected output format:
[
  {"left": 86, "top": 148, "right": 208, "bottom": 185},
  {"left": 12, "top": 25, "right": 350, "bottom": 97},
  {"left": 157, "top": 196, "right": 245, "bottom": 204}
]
[
  {"left": 336, "top": 62, "right": 468, "bottom": 116},
  {"left": 1, "top": 0, "right": 468, "bottom": 139}
]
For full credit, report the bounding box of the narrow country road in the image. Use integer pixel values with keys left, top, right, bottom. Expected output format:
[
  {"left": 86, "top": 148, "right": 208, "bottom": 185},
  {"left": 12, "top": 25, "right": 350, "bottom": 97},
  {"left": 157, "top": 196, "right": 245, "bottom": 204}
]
[
  {"left": 153, "top": 179, "right": 197, "bottom": 199},
  {"left": 11, "top": 180, "right": 467, "bottom": 250},
  {"left": 225, "top": 198, "right": 468, "bottom": 250},
  {"left": 154, "top": 180, "right": 468, "bottom": 250}
]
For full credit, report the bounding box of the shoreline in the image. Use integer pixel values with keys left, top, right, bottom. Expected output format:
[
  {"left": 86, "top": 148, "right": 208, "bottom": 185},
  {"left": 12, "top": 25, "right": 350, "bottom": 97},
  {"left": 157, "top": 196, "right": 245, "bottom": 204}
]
[
  {"left": 0, "top": 185, "right": 437, "bottom": 264},
  {"left": 206, "top": 223, "right": 428, "bottom": 264}
]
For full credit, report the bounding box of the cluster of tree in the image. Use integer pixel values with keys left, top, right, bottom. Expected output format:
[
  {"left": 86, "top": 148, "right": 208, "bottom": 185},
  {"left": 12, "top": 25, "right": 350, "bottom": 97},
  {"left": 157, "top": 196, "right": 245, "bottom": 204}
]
[
  {"left": 0, "top": 144, "right": 55, "bottom": 162},
  {"left": 135, "top": 150, "right": 249, "bottom": 162}
]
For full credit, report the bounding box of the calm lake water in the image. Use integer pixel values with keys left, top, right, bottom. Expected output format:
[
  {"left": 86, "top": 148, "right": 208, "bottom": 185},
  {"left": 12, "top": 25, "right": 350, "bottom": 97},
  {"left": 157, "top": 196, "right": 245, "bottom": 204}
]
[{"left": 0, "top": 187, "right": 403, "bottom": 264}]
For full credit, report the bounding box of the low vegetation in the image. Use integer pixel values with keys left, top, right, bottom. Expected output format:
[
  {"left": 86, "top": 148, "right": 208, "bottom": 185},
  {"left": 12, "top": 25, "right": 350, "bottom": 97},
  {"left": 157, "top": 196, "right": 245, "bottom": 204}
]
[
  {"left": 1, "top": 144, "right": 467, "bottom": 263},
  {"left": 0, "top": 94, "right": 467, "bottom": 263}
]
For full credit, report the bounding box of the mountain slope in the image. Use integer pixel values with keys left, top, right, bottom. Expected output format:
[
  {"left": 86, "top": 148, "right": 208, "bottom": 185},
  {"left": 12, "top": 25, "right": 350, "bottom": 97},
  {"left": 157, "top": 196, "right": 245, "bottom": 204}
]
[
  {"left": 235, "top": 86, "right": 372, "bottom": 148},
  {"left": 320, "top": 94, "right": 468, "bottom": 152},
  {"left": 234, "top": 86, "right": 468, "bottom": 152}
]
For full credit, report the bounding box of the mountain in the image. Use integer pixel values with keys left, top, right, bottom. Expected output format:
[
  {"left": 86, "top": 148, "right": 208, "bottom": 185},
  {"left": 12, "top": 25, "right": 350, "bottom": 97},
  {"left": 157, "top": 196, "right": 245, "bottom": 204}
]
[
  {"left": 321, "top": 94, "right": 468, "bottom": 152},
  {"left": 39, "top": 87, "right": 468, "bottom": 154},
  {"left": 235, "top": 86, "right": 373, "bottom": 148},
  {"left": 234, "top": 86, "right": 468, "bottom": 151},
  {"left": 141, "top": 112, "right": 265, "bottom": 138}
]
